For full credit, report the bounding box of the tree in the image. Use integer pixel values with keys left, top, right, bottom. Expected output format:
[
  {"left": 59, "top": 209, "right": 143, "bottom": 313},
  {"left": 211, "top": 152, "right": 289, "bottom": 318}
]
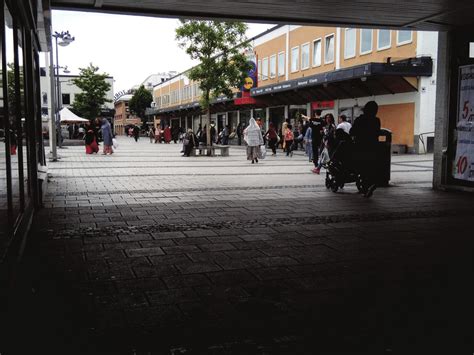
[
  {"left": 129, "top": 85, "right": 153, "bottom": 127},
  {"left": 176, "top": 20, "right": 251, "bottom": 146},
  {"left": 71, "top": 63, "right": 111, "bottom": 120}
]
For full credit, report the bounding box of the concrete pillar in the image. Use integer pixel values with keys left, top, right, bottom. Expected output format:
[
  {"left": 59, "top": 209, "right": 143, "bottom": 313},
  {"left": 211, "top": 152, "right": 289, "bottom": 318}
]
[
  {"left": 284, "top": 105, "right": 289, "bottom": 119},
  {"left": 265, "top": 107, "right": 270, "bottom": 130},
  {"left": 433, "top": 31, "right": 450, "bottom": 189}
]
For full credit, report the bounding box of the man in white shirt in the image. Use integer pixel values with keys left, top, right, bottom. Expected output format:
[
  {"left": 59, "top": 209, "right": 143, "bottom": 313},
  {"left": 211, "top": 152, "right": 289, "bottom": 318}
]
[{"left": 336, "top": 114, "right": 352, "bottom": 134}]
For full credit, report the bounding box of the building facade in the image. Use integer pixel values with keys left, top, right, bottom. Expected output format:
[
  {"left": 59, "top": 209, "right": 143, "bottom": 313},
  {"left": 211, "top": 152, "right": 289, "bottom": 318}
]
[
  {"left": 113, "top": 94, "right": 141, "bottom": 135},
  {"left": 38, "top": 68, "right": 114, "bottom": 136},
  {"left": 150, "top": 25, "right": 437, "bottom": 154}
]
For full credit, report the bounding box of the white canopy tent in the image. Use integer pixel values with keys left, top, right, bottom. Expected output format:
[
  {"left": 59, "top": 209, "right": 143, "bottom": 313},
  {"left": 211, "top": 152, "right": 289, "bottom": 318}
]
[{"left": 59, "top": 107, "right": 88, "bottom": 123}]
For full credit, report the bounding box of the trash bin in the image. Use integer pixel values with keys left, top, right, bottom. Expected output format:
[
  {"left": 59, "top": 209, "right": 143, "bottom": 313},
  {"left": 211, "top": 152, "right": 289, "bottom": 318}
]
[{"left": 377, "top": 128, "right": 392, "bottom": 186}]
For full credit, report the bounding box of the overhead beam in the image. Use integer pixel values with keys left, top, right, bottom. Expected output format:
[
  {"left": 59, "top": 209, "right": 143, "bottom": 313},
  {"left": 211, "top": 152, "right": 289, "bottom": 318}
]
[{"left": 402, "top": 3, "right": 474, "bottom": 27}]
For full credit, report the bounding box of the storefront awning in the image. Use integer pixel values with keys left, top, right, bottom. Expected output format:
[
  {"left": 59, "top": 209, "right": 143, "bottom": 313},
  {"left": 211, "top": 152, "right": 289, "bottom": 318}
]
[{"left": 250, "top": 56, "right": 433, "bottom": 104}]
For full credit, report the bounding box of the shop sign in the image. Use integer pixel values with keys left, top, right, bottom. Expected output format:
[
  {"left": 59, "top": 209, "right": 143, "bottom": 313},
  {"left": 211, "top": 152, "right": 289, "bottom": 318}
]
[
  {"left": 311, "top": 101, "right": 335, "bottom": 109},
  {"left": 240, "top": 51, "right": 258, "bottom": 92},
  {"left": 453, "top": 64, "right": 474, "bottom": 181}
]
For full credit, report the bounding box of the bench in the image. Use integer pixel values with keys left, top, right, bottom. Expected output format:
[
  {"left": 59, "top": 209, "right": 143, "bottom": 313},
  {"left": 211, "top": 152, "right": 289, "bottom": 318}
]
[{"left": 191, "top": 145, "right": 230, "bottom": 157}]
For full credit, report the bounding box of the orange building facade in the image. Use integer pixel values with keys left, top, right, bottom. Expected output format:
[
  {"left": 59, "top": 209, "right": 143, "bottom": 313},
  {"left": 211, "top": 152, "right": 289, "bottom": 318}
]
[
  {"left": 114, "top": 95, "right": 141, "bottom": 135},
  {"left": 150, "top": 25, "right": 437, "bottom": 153}
]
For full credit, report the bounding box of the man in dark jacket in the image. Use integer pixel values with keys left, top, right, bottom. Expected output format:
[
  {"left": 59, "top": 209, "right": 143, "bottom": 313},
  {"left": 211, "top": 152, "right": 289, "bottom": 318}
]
[
  {"left": 132, "top": 125, "right": 140, "bottom": 142},
  {"left": 308, "top": 110, "right": 325, "bottom": 173},
  {"left": 350, "top": 101, "right": 381, "bottom": 198}
]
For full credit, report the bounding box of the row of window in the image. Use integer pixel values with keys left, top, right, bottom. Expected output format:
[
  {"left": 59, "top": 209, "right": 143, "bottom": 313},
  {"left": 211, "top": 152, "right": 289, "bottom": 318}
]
[
  {"left": 155, "top": 83, "right": 203, "bottom": 107},
  {"left": 258, "top": 29, "right": 413, "bottom": 78},
  {"left": 344, "top": 29, "right": 413, "bottom": 59}
]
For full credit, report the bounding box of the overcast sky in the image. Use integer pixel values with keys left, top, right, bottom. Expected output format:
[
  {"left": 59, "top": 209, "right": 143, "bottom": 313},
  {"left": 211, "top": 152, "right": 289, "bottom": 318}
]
[{"left": 49, "top": 10, "right": 275, "bottom": 94}]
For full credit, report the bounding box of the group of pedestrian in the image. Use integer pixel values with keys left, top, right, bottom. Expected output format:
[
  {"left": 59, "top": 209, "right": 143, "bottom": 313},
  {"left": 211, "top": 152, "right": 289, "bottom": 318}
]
[
  {"left": 84, "top": 118, "right": 114, "bottom": 155},
  {"left": 300, "top": 102, "right": 381, "bottom": 197},
  {"left": 147, "top": 126, "right": 173, "bottom": 144}
]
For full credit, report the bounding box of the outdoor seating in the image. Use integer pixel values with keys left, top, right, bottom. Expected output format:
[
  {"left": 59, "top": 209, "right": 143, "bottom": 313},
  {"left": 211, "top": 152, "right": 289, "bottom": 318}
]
[{"left": 191, "top": 144, "right": 230, "bottom": 157}]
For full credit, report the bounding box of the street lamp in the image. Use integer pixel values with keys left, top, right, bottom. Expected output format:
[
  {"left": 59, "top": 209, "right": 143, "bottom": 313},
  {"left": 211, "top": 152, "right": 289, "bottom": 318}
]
[{"left": 52, "top": 30, "right": 75, "bottom": 151}]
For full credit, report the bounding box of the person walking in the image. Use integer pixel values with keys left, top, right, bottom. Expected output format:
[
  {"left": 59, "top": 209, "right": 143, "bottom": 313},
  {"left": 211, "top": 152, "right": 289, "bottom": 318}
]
[
  {"left": 67, "top": 124, "right": 74, "bottom": 139},
  {"left": 221, "top": 125, "right": 230, "bottom": 145},
  {"left": 337, "top": 114, "right": 352, "bottom": 134},
  {"left": 307, "top": 110, "right": 326, "bottom": 173},
  {"left": 85, "top": 126, "right": 99, "bottom": 154},
  {"left": 132, "top": 125, "right": 140, "bottom": 142},
  {"left": 350, "top": 101, "right": 381, "bottom": 198},
  {"left": 236, "top": 123, "right": 243, "bottom": 146},
  {"left": 243, "top": 118, "right": 264, "bottom": 164},
  {"left": 148, "top": 127, "right": 155, "bottom": 143},
  {"left": 164, "top": 125, "right": 172, "bottom": 144},
  {"left": 265, "top": 122, "right": 279, "bottom": 156},
  {"left": 100, "top": 118, "right": 114, "bottom": 155},
  {"left": 183, "top": 128, "right": 197, "bottom": 157},
  {"left": 284, "top": 124, "right": 295, "bottom": 157},
  {"left": 313, "top": 113, "right": 336, "bottom": 174},
  {"left": 304, "top": 121, "right": 312, "bottom": 162}
]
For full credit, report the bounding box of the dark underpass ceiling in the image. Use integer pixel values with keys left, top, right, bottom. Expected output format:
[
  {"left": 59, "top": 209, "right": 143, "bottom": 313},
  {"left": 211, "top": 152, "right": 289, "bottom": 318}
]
[{"left": 51, "top": 0, "right": 474, "bottom": 31}]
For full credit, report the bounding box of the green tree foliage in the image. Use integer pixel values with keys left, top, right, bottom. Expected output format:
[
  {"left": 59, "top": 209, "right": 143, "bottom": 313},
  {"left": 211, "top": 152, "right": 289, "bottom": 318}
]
[
  {"left": 71, "top": 63, "right": 111, "bottom": 120},
  {"left": 176, "top": 20, "right": 251, "bottom": 145},
  {"left": 129, "top": 85, "right": 153, "bottom": 126}
]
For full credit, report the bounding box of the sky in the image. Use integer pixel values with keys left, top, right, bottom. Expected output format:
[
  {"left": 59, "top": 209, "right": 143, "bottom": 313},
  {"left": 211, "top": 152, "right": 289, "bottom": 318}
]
[{"left": 48, "top": 10, "right": 275, "bottom": 94}]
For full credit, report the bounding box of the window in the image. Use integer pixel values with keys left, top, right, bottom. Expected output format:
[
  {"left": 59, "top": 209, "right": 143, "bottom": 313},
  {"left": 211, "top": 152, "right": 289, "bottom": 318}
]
[
  {"left": 325, "top": 34, "right": 335, "bottom": 63},
  {"left": 360, "top": 29, "right": 373, "bottom": 54},
  {"left": 269, "top": 55, "right": 276, "bottom": 78},
  {"left": 377, "top": 29, "right": 391, "bottom": 50},
  {"left": 397, "top": 30, "right": 412, "bottom": 45},
  {"left": 291, "top": 46, "right": 299, "bottom": 72},
  {"left": 312, "top": 39, "right": 321, "bottom": 67},
  {"left": 262, "top": 57, "right": 269, "bottom": 80},
  {"left": 344, "top": 28, "right": 356, "bottom": 59},
  {"left": 257, "top": 59, "right": 262, "bottom": 80},
  {"left": 278, "top": 51, "right": 285, "bottom": 76},
  {"left": 300, "top": 43, "right": 310, "bottom": 70},
  {"left": 62, "top": 93, "right": 70, "bottom": 105}
]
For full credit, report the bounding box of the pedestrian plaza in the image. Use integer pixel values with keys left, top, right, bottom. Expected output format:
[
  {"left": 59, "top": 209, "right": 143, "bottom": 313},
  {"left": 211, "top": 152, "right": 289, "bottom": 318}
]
[{"left": 4, "top": 137, "right": 473, "bottom": 354}]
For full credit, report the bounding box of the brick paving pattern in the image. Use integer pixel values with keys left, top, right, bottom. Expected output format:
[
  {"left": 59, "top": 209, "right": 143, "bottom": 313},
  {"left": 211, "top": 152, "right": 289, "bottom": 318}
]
[{"left": 3, "top": 137, "right": 473, "bottom": 354}]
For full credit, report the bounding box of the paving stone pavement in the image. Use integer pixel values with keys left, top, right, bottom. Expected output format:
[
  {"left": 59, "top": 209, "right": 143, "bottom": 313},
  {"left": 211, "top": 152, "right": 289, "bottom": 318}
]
[{"left": 3, "top": 137, "right": 474, "bottom": 355}]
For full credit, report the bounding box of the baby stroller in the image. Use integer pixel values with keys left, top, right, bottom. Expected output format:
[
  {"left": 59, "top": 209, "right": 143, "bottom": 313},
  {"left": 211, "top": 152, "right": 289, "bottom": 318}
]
[{"left": 324, "top": 129, "right": 364, "bottom": 193}]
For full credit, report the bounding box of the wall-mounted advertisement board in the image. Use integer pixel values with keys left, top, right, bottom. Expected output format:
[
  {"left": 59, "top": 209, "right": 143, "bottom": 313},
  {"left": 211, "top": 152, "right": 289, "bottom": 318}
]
[{"left": 453, "top": 65, "right": 474, "bottom": 181}]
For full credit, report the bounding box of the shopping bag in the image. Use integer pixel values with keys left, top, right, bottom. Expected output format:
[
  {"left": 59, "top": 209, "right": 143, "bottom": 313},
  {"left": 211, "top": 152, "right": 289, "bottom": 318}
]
[
  {"left": 259, "top": 145, "right": 267, "bottom": 159},
  {"left": 112, "top": 138, "right": 118, "bottom": 149}
]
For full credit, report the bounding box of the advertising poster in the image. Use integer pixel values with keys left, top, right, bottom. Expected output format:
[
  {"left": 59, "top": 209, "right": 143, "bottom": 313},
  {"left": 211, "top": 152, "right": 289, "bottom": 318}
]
[{"left": 453, "top": 65, "right": 474, "bottom": 181}]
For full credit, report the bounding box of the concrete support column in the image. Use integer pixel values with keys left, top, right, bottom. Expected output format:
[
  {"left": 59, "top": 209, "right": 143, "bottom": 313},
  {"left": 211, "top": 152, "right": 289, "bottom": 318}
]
[
  {"left": 284, "top": 105, "right": 289, "bottom": 119},
  {"left": 433, "top": 31, "right": 450, "bottom": 189},
  {"left": 265, "top": 107, "right": 270, "bottom": 130}
]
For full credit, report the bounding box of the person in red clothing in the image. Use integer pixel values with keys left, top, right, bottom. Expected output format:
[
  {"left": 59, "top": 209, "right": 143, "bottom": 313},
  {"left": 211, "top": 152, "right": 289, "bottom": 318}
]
[
  {"left": 265, "top": 122, "right": 279, "bottom": 156},
  {"left": 163, "top": 125, "right": 172, "bottom": 143},
  {"left": 284, "top": 124, "right": 295, "bottom": 157},
  {"left": 84, "top": 127, "right": 99, "bottom": 154}
]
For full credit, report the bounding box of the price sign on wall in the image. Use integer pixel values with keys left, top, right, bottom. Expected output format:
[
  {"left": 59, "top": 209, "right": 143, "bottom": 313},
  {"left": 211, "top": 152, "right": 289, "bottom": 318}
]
[{"left": 453, "top": 65, "right": 474, "bottom": 181}]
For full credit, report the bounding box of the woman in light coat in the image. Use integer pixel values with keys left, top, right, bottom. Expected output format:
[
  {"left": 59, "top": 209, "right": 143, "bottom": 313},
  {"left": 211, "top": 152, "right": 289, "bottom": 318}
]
[
  {"left": 243, "top": 118, "right": 264, "bottom": 164},
  {"left": 100, "top": 118, "right": 114, "bottom": 155}
]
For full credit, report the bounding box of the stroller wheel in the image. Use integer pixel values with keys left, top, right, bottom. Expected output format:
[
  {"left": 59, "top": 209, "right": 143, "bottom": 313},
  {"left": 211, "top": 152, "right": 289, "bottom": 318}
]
[
  {"left": 356, "top": 175, "right": 365, "bottom": 193},
  {"left": 330, "top": 177, "right": 338, "bottom": 192}
]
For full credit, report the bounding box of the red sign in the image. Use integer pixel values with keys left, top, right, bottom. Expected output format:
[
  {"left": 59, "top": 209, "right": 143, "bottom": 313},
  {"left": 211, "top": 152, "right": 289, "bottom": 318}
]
[
  {"left": 234, "top": 97, "right": 258, "bottom": 105},
  {"left": 311, "top": 101, "right": 334, "bottom": 109}
]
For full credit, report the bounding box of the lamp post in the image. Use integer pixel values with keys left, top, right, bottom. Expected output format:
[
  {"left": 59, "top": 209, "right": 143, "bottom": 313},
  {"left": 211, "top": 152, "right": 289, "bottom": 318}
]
[{"left": 52, "top": 30, "right": 74, "bottom": 150}]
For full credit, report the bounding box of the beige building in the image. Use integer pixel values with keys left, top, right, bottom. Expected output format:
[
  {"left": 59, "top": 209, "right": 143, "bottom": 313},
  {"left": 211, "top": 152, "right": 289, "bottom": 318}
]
[
  {"left": 149, "top": 25, "right": 437, "bottom": 153},
  {"left": 113, "top": 94, "right": 141, "bottom": 135}
]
